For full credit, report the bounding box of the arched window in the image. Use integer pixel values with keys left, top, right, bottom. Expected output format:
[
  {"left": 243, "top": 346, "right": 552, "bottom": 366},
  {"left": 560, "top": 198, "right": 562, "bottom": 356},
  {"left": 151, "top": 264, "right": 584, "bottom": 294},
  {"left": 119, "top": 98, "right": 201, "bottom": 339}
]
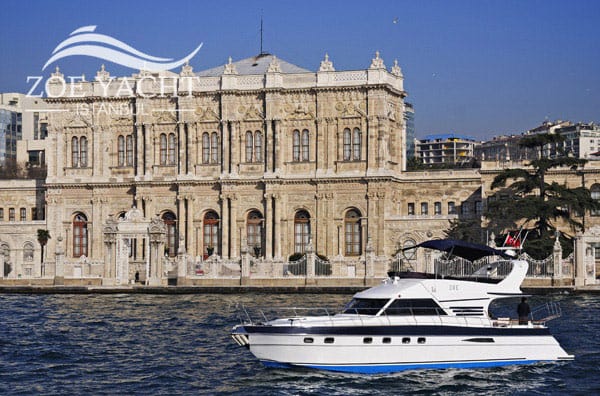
[
  {"left": 80, "top": 136, "right": 88, "bottom": 167},
  {"left": 73, "top": 213, "right": 88, "bottom": 258},
  {"left": 126, "top": 135, "right": 133, "bottom": 166},
  {"left": 211, "top": 132, "right": 218, "bottom": 163},
  {"left": 301, "top": 129, "right": 309, "bottom": 161},
  {"left": 345, "top": 209, "right": 362, "bottom": 256},
  {"left": 343, "top": 128, "right": 351, "bottom": 160},
  {"left": 245, "top": 131, "right": 253, "bottom": 162},
  {"left": 160, "top": 133, "right": 167, "bottom": 165},
  {"left": 202, "top": 132, "right": 210, "bottom": 164},
  {"left": 23, "top": 242, "right": 34, "bottom": 262},
  {"left": 203, "top": 211, "right": 219, "bottom": 256},
  {"left": 293, "top": 130, "right": 300, "bottom": 161},
  {"left": 352, "top": 128, "right": 361, "bottom": 160},
  {"left": 162, "top": 212, "right": 177, "bottom": 257},
  {"left": 168, "top": 133, "right": 176, "bottom": 165},
  {"left": 254, "top": 131, "right": 263, "bottom": 162},
  {"left": 118, "top": 135, "right": 125, "bottom": 166},
  {"left": 247, "top": 210, "right": 263, "bottom": 255},
  {"left": 294, "top": 210, "right": 311, "bottom": 253},
  {"left": 592, "top": 184, "right": 600, "bottom": 216},
  {"left": 71, "top": 137, "right": 79, "bottom": 167}
]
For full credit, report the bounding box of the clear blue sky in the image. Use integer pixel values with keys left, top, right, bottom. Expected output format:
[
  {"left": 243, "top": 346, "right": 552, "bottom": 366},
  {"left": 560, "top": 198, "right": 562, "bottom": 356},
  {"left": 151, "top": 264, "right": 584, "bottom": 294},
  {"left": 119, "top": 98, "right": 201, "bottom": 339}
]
[{"left": 1, "top": 0, "right": 598, "bottom": 139}]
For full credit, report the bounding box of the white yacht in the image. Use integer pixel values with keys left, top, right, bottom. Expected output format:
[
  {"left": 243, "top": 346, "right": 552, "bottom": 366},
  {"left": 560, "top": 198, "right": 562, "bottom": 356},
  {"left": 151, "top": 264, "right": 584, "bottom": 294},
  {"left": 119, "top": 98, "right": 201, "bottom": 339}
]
[{"left": 231, "top": 239, "right": 573, "bottom": 374}]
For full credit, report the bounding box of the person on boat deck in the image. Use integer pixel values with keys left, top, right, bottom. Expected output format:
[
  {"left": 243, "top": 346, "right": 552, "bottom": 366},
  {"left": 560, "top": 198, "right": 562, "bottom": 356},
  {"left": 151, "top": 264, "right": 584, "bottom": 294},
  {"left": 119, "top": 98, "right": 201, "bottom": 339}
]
[{"left": 517, "top": 297, "right": 531, "bottom": 325}]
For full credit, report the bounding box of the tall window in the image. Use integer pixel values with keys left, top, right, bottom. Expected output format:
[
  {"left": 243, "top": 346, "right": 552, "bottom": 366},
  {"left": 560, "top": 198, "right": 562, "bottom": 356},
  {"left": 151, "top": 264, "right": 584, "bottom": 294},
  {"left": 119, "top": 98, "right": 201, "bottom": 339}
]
[
  {"left": 407, "top": 202, "right": 415, "bottom": 216},
  {"left": 301, "top": 129, "right": 309, "bottom": 161},
  {"left": 126, "top": 135, "right": 133, "bottom": 166},
  {"left": 247, "top": 210, "right": 263, "bottom": 255},
  {"left": 448, "top": 201, "right": 457, "bottom": 215},
  {"left": 202, "top": 132, "right": 210, "bottom": 163},
  {"left": 168, "top": 133, "right": 176, "bottom": 165},
  {"left": 254, "top": 131, "right": 263, "bottom": 162},
  {"left": 80, "top": 136, "right": 88, "bottom": 167},
  {"left": 434, "top": 202, "right": 442, "bottom": 215},
  {"left": 352, "top": 128, "right": 361, "bottom": 160},
  {"left": 293, "top": 130, "right": 301, "bottom": 161},
  {"left": 421, "top": 202, "right": 428, "bottom": 215},
  {"left": 343, "top": 128, "right": 361, "bottom": 161},
  {"left": 245, "top": 131, "right": 262, "bottom": 163},
  {"left": 9, "top": 208, "right": 15, "bottom": 221},
  {"left": 160, "top": 133, "right": 167, "bottom": 165},
  {"left": 343, "top": 128, "right": 352, "bottom": 160},
  {"left": 162, "top": 212, "right": 177, "bottom": 257},
  {"left": 0, "top": 208, "right": 4, "bottom": 221},
  {"left": 23, "top": 242, "right": 34, "bottom": 262},
  {"left": 245, "top": 131, "right": 253, "bottom": 162},
  {"left": 592, "top": 184, "right": 600, "bottom": 216},
  {"left": 73, "top": 213, "right": 88, "bottom": 258},
  {"left": 72, "top": 137, "right": 79, "bottom": 167},
  {"left": 203, "top": 132, "right": 219, "bottom": 164},
  {"left": 211, "top": 132, "right": 218, "bottom": 163},
  {"left": 203, "top": 211, "right": 219, "bottom": 256},
  {"left": 294, "top": 210, "right": 311, "bottom": 253},
  {"left": 345, "top": 209, "right": 362, "bottom": 256},
  {"left": 118, "top": 135, "right": 125, "bottom": 166},
  {"left": 20, "top": 208, "right": 26, "bottom": 221}
]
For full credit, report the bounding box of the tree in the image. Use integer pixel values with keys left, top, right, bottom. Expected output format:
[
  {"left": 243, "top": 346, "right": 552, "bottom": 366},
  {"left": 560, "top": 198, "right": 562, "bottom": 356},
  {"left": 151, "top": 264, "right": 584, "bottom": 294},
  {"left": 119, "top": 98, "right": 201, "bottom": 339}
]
[
  {"left": 37, "top": 229, "right": 51, "bottom": 269},
  {"left": 444, "top": 218, "right": 486, "bottom": 244},
  {"left": 485, "top": 133, "right": 600, "bottom": 258}
]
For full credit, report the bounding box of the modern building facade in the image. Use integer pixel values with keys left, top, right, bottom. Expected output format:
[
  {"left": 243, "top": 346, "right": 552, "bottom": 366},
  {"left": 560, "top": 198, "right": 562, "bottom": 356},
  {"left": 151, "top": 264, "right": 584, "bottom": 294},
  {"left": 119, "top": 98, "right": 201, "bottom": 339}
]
[
  {"left": 404, "top": 102, "right": 415, "bottom": 160},
  {"left": 416, "top": 133, "right": 477, "bottom": 165}
]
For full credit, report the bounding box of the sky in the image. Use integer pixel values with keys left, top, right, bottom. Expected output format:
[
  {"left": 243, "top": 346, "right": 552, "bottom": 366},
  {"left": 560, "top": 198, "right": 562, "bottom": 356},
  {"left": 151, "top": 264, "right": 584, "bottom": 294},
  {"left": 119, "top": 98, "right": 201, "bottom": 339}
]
[{"left": 0, "top": 0, "right": 598, "bottom": 140}]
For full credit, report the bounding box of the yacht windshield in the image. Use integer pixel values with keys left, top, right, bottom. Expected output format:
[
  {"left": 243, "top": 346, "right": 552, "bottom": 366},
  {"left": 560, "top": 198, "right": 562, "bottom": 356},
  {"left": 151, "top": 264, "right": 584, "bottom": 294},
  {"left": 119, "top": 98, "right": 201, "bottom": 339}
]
[
  {"left": 383, "top": 298, "right": 446, "bottom": 316},
  {"left": 343, "top": 298, "right": 389, "bottom": 315}
]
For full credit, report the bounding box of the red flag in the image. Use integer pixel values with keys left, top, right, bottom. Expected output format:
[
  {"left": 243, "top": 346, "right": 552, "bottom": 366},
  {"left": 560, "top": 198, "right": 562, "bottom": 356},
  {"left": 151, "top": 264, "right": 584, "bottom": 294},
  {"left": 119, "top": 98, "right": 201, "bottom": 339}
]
[{"left": 504, "top": 233, "right": 520, "bottom": 248}]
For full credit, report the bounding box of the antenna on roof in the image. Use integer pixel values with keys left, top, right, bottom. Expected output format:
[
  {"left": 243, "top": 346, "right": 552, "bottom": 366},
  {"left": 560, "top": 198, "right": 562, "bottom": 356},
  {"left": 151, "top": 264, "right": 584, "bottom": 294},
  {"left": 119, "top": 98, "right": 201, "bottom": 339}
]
[{"left": 260, "top": 12, "right": 264, "bottom": 55}]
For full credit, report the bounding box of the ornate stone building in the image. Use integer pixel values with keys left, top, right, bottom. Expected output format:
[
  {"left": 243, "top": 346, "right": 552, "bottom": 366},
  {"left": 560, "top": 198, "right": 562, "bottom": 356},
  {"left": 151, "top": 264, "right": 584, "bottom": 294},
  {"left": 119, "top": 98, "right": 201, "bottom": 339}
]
[{"left": 2, "top": 52, "right": 487, "bottom": 285}]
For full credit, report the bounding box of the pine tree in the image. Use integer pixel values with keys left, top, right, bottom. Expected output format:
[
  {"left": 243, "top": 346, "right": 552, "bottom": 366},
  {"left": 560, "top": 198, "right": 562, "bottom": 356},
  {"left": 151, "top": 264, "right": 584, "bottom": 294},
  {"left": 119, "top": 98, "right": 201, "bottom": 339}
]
[{"left": 485, "top": 133, "right": 600, "bottom": 258}]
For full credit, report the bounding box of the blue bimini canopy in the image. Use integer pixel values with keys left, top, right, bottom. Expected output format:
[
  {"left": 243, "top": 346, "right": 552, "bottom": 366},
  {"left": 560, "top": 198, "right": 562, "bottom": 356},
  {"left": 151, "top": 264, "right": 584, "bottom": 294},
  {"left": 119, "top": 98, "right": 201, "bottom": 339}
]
[{"left": 402, "top": 239, "right": 511, "bottom": 261}]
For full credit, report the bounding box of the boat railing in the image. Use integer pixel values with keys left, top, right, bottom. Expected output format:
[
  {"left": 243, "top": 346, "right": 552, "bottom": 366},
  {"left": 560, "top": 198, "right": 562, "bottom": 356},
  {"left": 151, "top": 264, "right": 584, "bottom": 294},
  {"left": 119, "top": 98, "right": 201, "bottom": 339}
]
[
  {"left": 492, "top": 301, "right": 562, "bottom": 327},
  {"left": 235, "top": 305, "right": 342, "bottom": 326}
]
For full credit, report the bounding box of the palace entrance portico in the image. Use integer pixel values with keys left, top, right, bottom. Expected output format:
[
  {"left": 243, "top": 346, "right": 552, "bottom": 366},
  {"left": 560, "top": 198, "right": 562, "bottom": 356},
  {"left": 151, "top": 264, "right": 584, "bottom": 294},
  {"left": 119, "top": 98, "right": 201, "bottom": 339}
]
[{"left": 102, "top": 207, "right": 167, "bottom": 286}]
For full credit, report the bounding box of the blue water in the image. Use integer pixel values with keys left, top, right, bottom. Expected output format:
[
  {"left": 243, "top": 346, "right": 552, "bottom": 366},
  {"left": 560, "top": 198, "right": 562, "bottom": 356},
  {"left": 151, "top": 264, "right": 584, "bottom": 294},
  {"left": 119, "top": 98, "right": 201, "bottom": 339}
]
[{"left": 0, "top": 292, "right": 598, "bottom": 395}]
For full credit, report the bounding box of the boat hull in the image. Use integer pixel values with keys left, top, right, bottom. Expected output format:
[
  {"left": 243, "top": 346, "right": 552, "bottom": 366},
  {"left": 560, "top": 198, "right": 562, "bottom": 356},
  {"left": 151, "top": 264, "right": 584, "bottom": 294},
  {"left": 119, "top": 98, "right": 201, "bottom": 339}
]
[{"left": 233, "top": 325, "right": 573, "bottom": 374}]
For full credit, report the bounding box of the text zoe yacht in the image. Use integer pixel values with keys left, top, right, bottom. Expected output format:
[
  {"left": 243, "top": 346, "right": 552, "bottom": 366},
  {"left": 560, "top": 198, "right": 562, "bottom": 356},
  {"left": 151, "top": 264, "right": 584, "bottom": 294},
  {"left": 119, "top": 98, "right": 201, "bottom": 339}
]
[{"left": 231, "top": 239, "right": 573, "bottom": 374}]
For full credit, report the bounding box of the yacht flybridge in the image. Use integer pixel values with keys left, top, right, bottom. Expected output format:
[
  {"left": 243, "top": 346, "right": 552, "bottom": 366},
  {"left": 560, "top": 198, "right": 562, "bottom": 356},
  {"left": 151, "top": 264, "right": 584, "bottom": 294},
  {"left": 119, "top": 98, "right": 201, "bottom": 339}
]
[{"left": 231, "top": 239, "right": 573, "bottom": 374}]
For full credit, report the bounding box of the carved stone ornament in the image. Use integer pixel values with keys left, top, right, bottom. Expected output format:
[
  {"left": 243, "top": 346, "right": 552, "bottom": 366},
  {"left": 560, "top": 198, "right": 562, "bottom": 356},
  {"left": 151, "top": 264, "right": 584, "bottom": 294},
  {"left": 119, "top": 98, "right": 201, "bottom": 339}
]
[
  {"left": 195, "top": 107, "right": 220, "bottom": 121},
  {"left": 95, "top": 64, "right": 111, "bottom": 82},
  {"left": 180, "top": 60, "right": 194, "bottom": 77},
  {"left": 238, "top": 105, "right": 263, "bottom": 120},
  {"left": 391, "top": 59, "right": 403, "bottom": 77},
  {"left": 319, "top": 53, "right": 335, "bottom": 72},
  {"left": 267, "top": 55, "right": 281, "bottom": 73},
  {"left": 284, "top": 103, "right": 316, "bottom": 120},
  {"left": 153, "top": 111, "right": 177, "bottom": 124},
  {"left": 335, "top": 102, "right": 367, "bottom": 117},
  {"left": 369, "top": 51, "right": 386, "bottom": 70},
  {"left": 223, "top": 56, "right": 238, "bottom": 75},
  {"left": 51, "top": 66, "right": 64, "bottom": 80},
  {"left": 121, "top": 206, "right": 144, "bottom": 222}
]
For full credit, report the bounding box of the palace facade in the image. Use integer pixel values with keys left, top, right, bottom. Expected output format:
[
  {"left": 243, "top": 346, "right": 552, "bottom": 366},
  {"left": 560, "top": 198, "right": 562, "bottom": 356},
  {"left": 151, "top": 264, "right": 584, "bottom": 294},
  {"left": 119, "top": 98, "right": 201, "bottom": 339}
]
[{"left": 0, "top": 52, "right": 506, "bottom": 285}]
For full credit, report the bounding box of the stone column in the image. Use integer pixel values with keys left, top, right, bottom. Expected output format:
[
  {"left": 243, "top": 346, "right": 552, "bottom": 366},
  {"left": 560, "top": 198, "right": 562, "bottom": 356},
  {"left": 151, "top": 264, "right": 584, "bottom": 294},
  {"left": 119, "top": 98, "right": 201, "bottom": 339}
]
[
  {"left": 220, "top": 194, "right": 229, "bottom": 259},
  {"left": 54, "top": 236, "right": 65, "bottom": 285},
  {"left": 177, "top": 234, "right": 187, "bottom": 285},
  {"left": 264, "top": 193, "right": 273, "bottom": 258},
  {"left": 273, "top": 193, "right": 282, "bottom": 259},
  {"left": 306, "top": 238, "right": 315, "bottom": 285},
  {"left": 273, "top": 120, "right": 282, "bottom": 173},
  {"left": 265, "top": 119, "right": 273, "bottom": 173},
  {"left": 221, "top": 121, "right": 230, "bottom": 174},
  {"left": 240, "top": 241, "right": 250, "bottom": 285},
  {"left": 574, "top": 234, "right": 586, "bottom": 287},
  {"left": 230, "top": 195, "right": 239, "bottom": 258},
  {"left": 365, "top": 237, "right": 375, "bottom": 285},
  {"left": 230, "top": 121, "right": 239, "bottom": 176},
  {"left": 553, "top": 232, "right": 563, "bottom": 282}
]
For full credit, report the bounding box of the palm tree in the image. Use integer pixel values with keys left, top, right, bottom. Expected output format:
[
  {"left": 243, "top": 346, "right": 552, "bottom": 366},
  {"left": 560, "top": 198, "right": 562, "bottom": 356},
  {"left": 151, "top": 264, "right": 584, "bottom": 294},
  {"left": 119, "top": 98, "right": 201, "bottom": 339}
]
[{"left": 37, "top": 229, "right": 51, "bottom": 272}]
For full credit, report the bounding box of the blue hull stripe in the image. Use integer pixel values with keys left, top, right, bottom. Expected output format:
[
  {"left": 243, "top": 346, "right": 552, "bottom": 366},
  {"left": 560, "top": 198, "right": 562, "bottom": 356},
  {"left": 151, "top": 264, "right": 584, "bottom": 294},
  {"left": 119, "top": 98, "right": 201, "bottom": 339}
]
[{"left": 261, "top": 359, "right": 543, "bottom": 374}]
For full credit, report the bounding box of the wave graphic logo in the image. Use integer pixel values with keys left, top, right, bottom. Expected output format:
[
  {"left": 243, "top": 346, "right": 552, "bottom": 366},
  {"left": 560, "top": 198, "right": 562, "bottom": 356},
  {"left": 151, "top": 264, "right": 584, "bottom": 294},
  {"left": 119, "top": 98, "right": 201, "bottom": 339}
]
[{"left": 42, "top": 25, "right": 203, "bottom": 72}]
